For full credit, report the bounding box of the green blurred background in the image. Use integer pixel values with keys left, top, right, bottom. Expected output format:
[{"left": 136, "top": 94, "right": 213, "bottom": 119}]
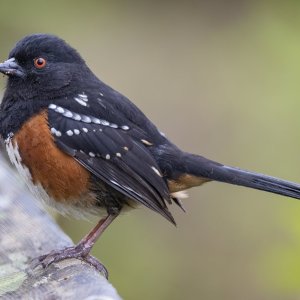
[{"left": 1, "top": 1, "right": 300, "bottom": 299}]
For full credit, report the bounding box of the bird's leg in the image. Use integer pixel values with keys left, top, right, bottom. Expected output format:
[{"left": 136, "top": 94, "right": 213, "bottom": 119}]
[
  {"left": 75, "top": 213, "right": 118, "bottom": 255},
  {"left": 32, "top": 214, "right": 118, "bottom": 278}
]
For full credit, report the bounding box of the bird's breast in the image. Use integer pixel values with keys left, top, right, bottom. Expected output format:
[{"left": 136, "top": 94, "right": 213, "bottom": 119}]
[{"left": 5, "top": 110, "right": 102, "bottom": 218}]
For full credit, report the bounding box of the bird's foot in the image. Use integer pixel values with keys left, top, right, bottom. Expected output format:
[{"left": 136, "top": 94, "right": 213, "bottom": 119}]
[{"left": 31, "top": 243, "right": 108, "bottom": 278}]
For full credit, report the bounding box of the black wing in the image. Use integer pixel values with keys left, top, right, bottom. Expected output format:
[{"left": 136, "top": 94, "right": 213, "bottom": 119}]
[{"left": 47, "top": 104, "right": 175, "bottom": 224}]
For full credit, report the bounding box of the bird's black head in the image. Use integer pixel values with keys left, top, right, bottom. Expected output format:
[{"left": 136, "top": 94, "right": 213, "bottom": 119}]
[{"left": 0, "top": 34, "right": 91, "bottom": 99}]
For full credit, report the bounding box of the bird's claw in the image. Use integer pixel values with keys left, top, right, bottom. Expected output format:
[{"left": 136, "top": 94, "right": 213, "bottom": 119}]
[{"left": 31, "top": 245, "right": 108, "bottom": 278}]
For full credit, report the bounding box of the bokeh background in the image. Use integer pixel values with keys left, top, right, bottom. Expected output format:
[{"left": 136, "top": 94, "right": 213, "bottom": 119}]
[{"left": 1, "top": 1, "right": 300, "bottom": 299}]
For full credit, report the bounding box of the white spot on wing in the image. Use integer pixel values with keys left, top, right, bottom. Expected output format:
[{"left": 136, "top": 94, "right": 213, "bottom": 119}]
[
  {"left": 48, "top": 104, "right": 57, "bottom": 110},
  {"left": 82, "top": 128, "right": 88, "bottom": 133},
  {"left": 101, "top": 120, "right": 110, "bottom": 126},
  {"left": 151, "top": 166, "right": 162, "bottom": 177},
  {"left": 74, "top": 129, "right": 80, "bottom": 135},
  {"left": 66, "top": 130, "right": 73, "bottom": 136},
  {"left": 57, "top": 107, "right": 64, "bottom": 114},
  {"left": 141, "top": 139, "right": 153, "bottom": 146},
  {"left": 64, "top": 111, "right": 73, "bottom": 118},
  {"left": 50, "top": 128, "right": 62, "bottom": 137},
  {"left": 81, "top": 116, "right": 92, "bottom": 123},
  {"left": 74, "top": 97, "right": 87, "bottom": 107},
  {"left": 105, "top": 154, "right": 110, "bottom": 160},
  {"left": 121, "top": 125, "right": 129, "bottom": 130},
  {"left": 78, "top": 93, "right": 88, "bottom": 101},
  {"left": 92, "top": 118, "right": 101, "bottom": 124},
  {"left": 73, "top": 113, "right": 81, "bottom": 121}
]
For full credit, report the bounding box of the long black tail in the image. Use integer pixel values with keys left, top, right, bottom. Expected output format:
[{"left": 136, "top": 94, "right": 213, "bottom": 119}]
[{"left": 181, "top": 153, "right": 300, "bottom": 200}]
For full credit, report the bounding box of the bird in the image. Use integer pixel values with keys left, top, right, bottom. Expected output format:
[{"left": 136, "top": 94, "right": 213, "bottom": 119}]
[{"left": 1, "top": 33, "right": 300, "bottom": 277}]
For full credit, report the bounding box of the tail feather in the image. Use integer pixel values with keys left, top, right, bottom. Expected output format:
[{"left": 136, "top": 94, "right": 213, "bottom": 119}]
[{"left": 182, "top": 153, "right": 300, "bottom": 200}]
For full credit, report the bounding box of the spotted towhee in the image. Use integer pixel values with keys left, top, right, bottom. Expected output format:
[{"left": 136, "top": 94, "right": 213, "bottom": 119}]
[{"left": 1, "top": 34, "right": 300, "bottom": 277}]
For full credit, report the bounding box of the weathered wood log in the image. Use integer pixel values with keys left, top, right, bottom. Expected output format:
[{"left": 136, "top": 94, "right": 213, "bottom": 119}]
[{"left": 0, "top": 153, "right": 122, "bottom": 300}]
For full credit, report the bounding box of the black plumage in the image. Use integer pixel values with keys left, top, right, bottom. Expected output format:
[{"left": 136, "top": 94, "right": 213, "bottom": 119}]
[
  {"left": 1, "top": 34, "right": 300, "bottom": 276},
  {"left": 47, "top": 103, "right": 174, "bottom": 223}
]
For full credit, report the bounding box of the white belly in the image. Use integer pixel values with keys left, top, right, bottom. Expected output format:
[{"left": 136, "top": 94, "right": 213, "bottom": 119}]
[{"left": 5, "top": 137, "right": 104, "bottom": 220}]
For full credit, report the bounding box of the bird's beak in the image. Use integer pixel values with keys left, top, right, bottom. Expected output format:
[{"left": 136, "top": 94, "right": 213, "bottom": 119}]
[{"left": 0, "top": 58, "right": 25, "bottom": 78}]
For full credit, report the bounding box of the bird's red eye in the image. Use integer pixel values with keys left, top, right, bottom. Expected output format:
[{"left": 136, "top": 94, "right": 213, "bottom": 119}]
[{"left": 34, "top": 57, "right": 47, "bottom": 69}]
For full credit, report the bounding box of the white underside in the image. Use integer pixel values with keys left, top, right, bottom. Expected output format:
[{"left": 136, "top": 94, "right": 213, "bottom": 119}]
[{"left": 5, "top": 138, "right": 104, "bottom": 220}]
